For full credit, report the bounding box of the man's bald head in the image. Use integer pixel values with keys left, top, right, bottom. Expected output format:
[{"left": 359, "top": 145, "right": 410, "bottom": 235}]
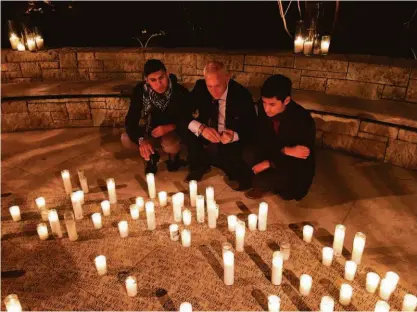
[{"left": 204, "top": 61, "right": 230, "bottom": 99}]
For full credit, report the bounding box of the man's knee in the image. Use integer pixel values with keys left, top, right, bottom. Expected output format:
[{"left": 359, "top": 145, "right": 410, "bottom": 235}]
[
  {"left": 243, "top": 145, "right": 259, "bottom": 167},
  {"left": 161, "top": 132, "right": 181, "bottom": 154},
  {"left": 253, "top": 171, "right": 276, "bottom": 192},
  {"left": 121, "top": 132, "right": 138, "bottom": 150}
]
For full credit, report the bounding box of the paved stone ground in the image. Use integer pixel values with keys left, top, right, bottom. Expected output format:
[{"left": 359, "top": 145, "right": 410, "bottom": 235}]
[{"left": 1, "top": 128, "right": 417, "bottom": 311}]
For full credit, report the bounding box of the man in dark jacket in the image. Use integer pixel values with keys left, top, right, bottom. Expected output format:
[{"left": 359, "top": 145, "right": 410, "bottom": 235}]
[
  {"left": 183, "top": 61, "right": 256, "bottom": 190},
  {"left": 121, "top": 59, "right": 189, "bottom": 174},
  {"left": 244, "top": 74, "right": 316, "bottom": 201}
]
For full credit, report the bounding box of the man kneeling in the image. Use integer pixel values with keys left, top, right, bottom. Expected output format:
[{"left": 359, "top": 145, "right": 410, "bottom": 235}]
[{"left": 244, "top": 74, "right": 316, "bottom": 201}]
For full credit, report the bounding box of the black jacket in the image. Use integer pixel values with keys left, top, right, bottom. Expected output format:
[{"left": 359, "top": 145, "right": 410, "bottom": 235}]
[
  {"left": 125, "top": 77, "right": 190, "bottom": 143},
  {"left": 187, "top": 79, "right": 256, "bottom": 144}
]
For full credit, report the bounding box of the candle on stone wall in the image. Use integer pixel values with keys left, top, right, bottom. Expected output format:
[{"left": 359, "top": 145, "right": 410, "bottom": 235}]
[
  {"left": 27, "top": 38, "right": 36, "bottom": 51},
  {"left": 228, "top": 215, "right": 237, "bottom": 232},
  {"left": 146, "top": 173, "right": 156, "bottom": 199},
  {"left": 77, "top": 170, "right": 89, "bottom": 193},
  {"left": 333, "top": 224, "right": 346, "bottom": 256},
  {"left": 236, "top": 221, "right": 246, "bottom": 252},
  {"left": 172, "top": 193, "right": 182, "bottom": 222},
  {"left": 180, "top": 302, "right": 193, "bottom": 312},
  {"left": 9, "top": 206, "right": 21, "bottom": 222},
  {"left": 385, "top": 271, "right": 399, "bottom": 292},
  {"left": 177, "top": 192, "right": 185, "bottom": 207},
  {"left": 281, "top": 242, "right": 291, "bottom": 261},
  {"left": 106, "top": 178, "right": 117, "bottom": 204},
  {"left": 379, "top": 278, "right": 394, "bottom": 301},
  {"left": 125, "top": 276, "right": 138, "bottom": 297},
  {"left": 35, "top": 196, "right": 49, "bottom": 221},
  {"left": 4, "top": 294, "right": 22, "bottom": 312},
  {"left": 402, "top": 294, "right": 417, "bottom": 312},
  {"left": 206, "top": 186, "right": 214, "bottom": 206},
  {"left": 101, "top": 200, "right": 111, "bottom": 216},
  {"left": 207, "top": 201, "right": 217, "bottom": 229},
  {"left": 35, "top": 36, "right": 44, "bottom": 49},
  {"left": 91, "top": 212, "right": 103, "bottom": 229},
  {"left": 223, "top": 250, "right": 234, "bottom": 286},
  {"left": 300, "top": 274, "right": 313, "bottom": 296},
  {"left": 75, "top": 189, "right": 85, "bottom": 205},
  {"left": 17, "top": 42, "right": 25, "bottom": 51},
  {"left": 268, "top": 295, "right": 280, "bottom": 312},
  {"left": 71, "top": 191, "right": 83, "bottom": 220},
  {"left": 352, "top": 232, "right": 366, "bottom": 265},
  {"left": 146, "top": 201, "right": 156, "bottom": 230},
  {"left": 271, "top": 251, "right": 283, "bottom": 285},
  {"left": 189, "top": 180, "right": 197, "bottom": 207},
  {"left": 303, "top": 225, "right": 314, "bottom": 243},
  {"left": 169, "top": 224, "right": 179, "bottom": 241},
  {"left": 183, "top": 209, "right": 192, "bottom": 226},
  {"left": 118, "top": 221, "right": 129, "bottom": 238},
  {"left": 37, "top": 223, "right": 49, "bottom": 240},
  {"left": 344, "top": 260, "right": 357, "bottom": 281},
  {"left": 61, "top": 170, "right": 72, "bottom": 194},
  {"left": 366, "top": 272, "right": 381, "bottom": 294},
  {"left": 320, "top": 296, "right": 335, "bottom": 312},
  {"left": 95, "top": 255, "right": 107, "bottom": 275},
  {"left": 158, "top": 191, "right": 167, "bottom": 207},
  {"left": 375, "top": 300, "right": 390, "bottom": 312},
  {"left": 222, "top": 242, "right": 233, "bottom": 258},
  {"left": 258, "top": 202, "right": 268, "bottom": 231},
  {"left": 322, "top": 247, "right": 334, "bottom": 267},
  {"left": 294, "top": 36, "right": 304, "bottom": 53},
  {"left": 321, "top": 35, "right": 331, "bottom": 55},
  {"left": 64, "top": 211, "right": 78, "bottom": 241},
  {"left": 303, "top": 40, "right": 313, "bottom": 55},
  {"left": 130, "top": 204, "right": 139, "bottom": 220},
  {"left": 181, "top": 229, "right": 191, "bottom": 247},
  {"left": 339, "top": 283, "right": 353, "bottom": 306},
  {"left": 196, "top": 195, "right": 205, "bottom": 223},
  {"left": 135, "top": 197, "right": 145, "bottom": 212},
  {"left": 248, "top": 214, "right": 258, "bottom": 231},
  {"left": 9, "top": 33, "right": 20, "bottom": 50},
  {"left": 48, "top": 209, "right": 63, "bottom": 238}
]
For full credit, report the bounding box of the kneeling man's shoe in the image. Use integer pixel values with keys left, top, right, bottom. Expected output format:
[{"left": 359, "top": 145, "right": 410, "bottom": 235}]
[
  {"left": 167, "top": 153, "right": 188, "bottom": 172},
  {"left": 185, "top": 165, "right": 210, "bottom": 182},
  {"left": 145, "top": 152, "right": 160, "bottom": 175},
  {"left": 244, "top": 188, "right": 265, "bottom": 199}
]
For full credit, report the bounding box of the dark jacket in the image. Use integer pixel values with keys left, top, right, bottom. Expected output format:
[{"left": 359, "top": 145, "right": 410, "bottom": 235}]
[
  {"left": 125, "top": 76, "right": 190, "bottom": 143},
  {"left": 187, "top": 79, "right": 256, "bottom": 144}
]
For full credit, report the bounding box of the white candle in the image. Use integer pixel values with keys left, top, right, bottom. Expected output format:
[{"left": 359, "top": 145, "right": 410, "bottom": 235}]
[
  {"left": 366, "top": 272, "right": 381, "bottom": 294},
  {"left": 189, "top": 180, "right": 197, "bottom": 207},
  {"left": 135, "top": 197, "right": 145, "bottom": 212},
  {"left": 379, "top": 278, "right": 394, "bottom": 301},
  {"left": 75, "top": 190, "right": 84, "bottom": 205},
  {"left": 268, "top": 295, "right": 280, "bottom": 312},
  {"left": 206, "top": 186, "right": 214, "bottom": 206},
  {"left": 64, "top": 211, "right": 78, "bottom": 241},
  {"left": 130, "top": 204, "right": 139, "bottom": 220},
  {"left": 146, "top": 201, "right": 156, "bottom": 230},
  {"left": 339, "top": 283, "right": 353, "bottom": 306},
  {"left": 177, "top": 192, "right": 185, "bottom": 207},
  {"left": 223, "top": 250, "right": 234, "bottom": 286},
  {"left": 321, "top": 35, "right": 330, "bottom": 55},
  {"left": 352, "top": 232, "right": 366, "bottom": 265},
  {"left": 196, "top": 195, "right": 205, "bottom": 223},
  {"left": 294, "top": 36, "right": 304, "bottom": 53},
  {"left": 35, "top": 196, "right": 49, "bottom": 221},
  {"left": 258, "top": 202, "right": 268, "bottom": 231},
  {"left": 17, "top": 42, "right": 25, "bottom": 51},
  {"left": 375, "top": 300, "right": 390, "bottom": 312},
  {"left": 169, "top": 224, "right": 179, "bottom": 241},
  {"left": 333, "top": 224, "right": 346, "bottom": 256},
  {"left": 9, "top": 206, "right": 21, "bottom": 222},
  {"left": 172, "top": 193, "right": 182, "bottom": 222},
  {"left": 344, "top": 260, "right": 357, "bottom": 281},
  {"left": 4, "top": 294, "right": 22, "bottom": 312},
  {"left": 9, "top": 33, "right": 20, "bottom": 50},
  {"left": 228, "top": 215, "right": 237, "bottom": 232},
  {"left": 37, "top": 223, "right": 49, "bottom": 240},
  {"left": 299, "top": 274, "right": 313, "bottom": 296},
  {"left": 77, "top": 170, "right": 89, "bottom": 193},
  {"left": 125, "top": 276, "right": 137, "bottom": 297},
  {"left": 106, "top": 178, "right": 117, "bottom": 204},
  {"left": 385, "top": 271, "right": 399, "bottom": 291},
  {"left": 27, "top": 38, "right": 36, "bottom": 51},
  {"left": 403, "top": 294, "right": 417, "bottom": 312},
  {"left": 248, "top": 214, "right": 258, "bottom": 231},
  {"left": 61, "top": 170, "right": 72, "bottom": 194},
  {"left": 180, "top": 302, "right": 193, "bottom": 312},
  {"left": 303, "top": 225, "right": 314, "bottom": 243},
  {"left": 183, "top": 209, "right": 192, "bottom": 226},
  {"left": 146, "top": 173, "right": 156, "bottom": 199},
  {"left": 71, "top": 192, "right": 83, "bottom": 220},
  {"left": 222, "top": 242, "right": 233, "bottom": 258},
  {"left": 281, "top": 242, "right": 291, "bottom": 261},
  {"left": 118, "top": 221, "right": 129, "bottom": 238},
  {"left": 303, "top": 40, "right": 313, "bottom": 55},
  {"left": 322, "top": 247, "right": 334, "bottom": 267},
  {"left": 35, "top": 36, "right": 44, "bottom": 49},
  {"left": 91, "top": 213, "right": 103, "bottom": 229},
  {"left": 271, "top": 251, "right": 283, "bottom": 285},
  {"left": 207, "top": 201, "right": 217, "bottom": 229},
  {"left": 95, "top": 255, "right": 107, "bottom": 275},
  {"left": 320, "top": 296, "right": 334, "bottom": 312},
  {"left": 235, "top": 221, "right": 246, "bottom": 252},
  {"left": 101, "top": 200, "right": 111, "bottom": 216},
  {"left": 158, "top": 191, "right": 167, "bottom": 207},
  {"left": 48, "top": 209, "right": 63, "bottom": 238},
  {"left": 181, "top": 229, "right": 191, "bottom": 247}
]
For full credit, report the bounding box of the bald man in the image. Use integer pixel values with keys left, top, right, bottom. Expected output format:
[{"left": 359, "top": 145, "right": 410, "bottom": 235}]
[{"left": 183, "top": 61, "right": 256, "bottom": 190}]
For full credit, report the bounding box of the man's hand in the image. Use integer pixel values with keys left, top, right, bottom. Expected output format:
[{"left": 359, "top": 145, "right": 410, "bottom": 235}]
[
  {"left": 201, "top": 127, "right": 221, "bottom": 143},
  {"left": 220, "top": 129, "right": 234, "bottom": 144},
  {"left": 284, "top": 145, "right": 310, "bottom": 159},
  {"left": 151, "top": 124, "right": 175, "bottom": 138},
  {"left": 139, "top": 140, "right": 154, "bottom": 161},
  {"left": 252, "top": 160, "right": 271, "bottom": 174}
]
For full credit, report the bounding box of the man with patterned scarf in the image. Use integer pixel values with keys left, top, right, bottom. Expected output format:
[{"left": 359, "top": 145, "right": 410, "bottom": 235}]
[{"left": 122, "top": 59, "right": 189, "bottom": 174}]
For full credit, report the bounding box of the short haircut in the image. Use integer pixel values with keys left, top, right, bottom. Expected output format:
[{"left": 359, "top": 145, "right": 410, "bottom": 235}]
[
  {"left": 203, "top": 61, "right": 227, "bottom": 76},
  {"left": 144, "top": 59, "right": 166, "bottom": 77},
  {"left": 261, "top": 74, "right": 292, "bottom": 102}
]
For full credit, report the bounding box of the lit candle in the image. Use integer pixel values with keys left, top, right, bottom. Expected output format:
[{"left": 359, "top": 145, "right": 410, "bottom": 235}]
[
  {"left": 248, "top": 214, "right": 258, "bottom": 231},
  {"left": 91, "top": 212, "right": 103, "bottom": 229},
  {"left": 385, "top": 271, "right": 399, "bottom": 292},
  {"left": 61, "top": 170, "right": 72, "bottom": 194},
  {"left": 196, "top": 195, "right": 205, "bottom": 223},
  {"left": 71, "top": 191, "right": 83, "bottom": 220},
  {"left": 172, "top": 193, "right": 182, "bottom": 222},
  {"left": 223, "top": 250, "right": 234, "bottom": 286},
  {"left": 169, "top": 224, "right": 179, "bottom": 241},
  {"left": 183, "top": 209, "right": 192, "bottom": 226},
  {"left": 366, "top": 272, "right": 381, "bottom": 294},
  {"left": 35, "top": 196, "right": 49, "bottom": 221},
  {"left": 76, "top": 189, "right": 84, "bottom": 205},
  {"left": 351, "top": 232, "right": 366, "bottom": 265},
  {"left": 180, "top": 302, "right": 193, "bottom": 312},
  {"left": 135, "top": 197, "right": 145, "bottom": 212},
  {"left": 344, "top": 260, "right": 357, "bottom": 281},
  {"left": 299, "top": 274, "right": 313, "bottom": 296},
  {"left": 222, "top": 242, "right": 233, "bottom": 258},
  {"left": 236, "top": 221, "right": 246, "bottom": 252},
  {"left": 9, "top": 206, "right": 21, "bottom": 222},
  {"left": 146, "top": 173, "right": 156, "bottom": 199},
  {"left": 158, "top": 191, "right": 167, "bottom": 207},
  {"left": 206, "top": 186, "right": 214, "bottom": 207},
  {"left": 146, "top": 201, "right": 156, "bottom": 230},
  {"left": 402, "top": 294, "right": 417, "bottom": 312},
  {"left": 268, "top": 295, "right": 280, "bottom": 312},
  {"left": 64, "top": 211, "right": 78, "bottom": 241},
  {"left": 189, "top": 180, "right": 197, "bottom": 207},
  {"left": 321, "top": 35, "right": 330, "bottom": 55},
  {"left": 37, "top": 223, "right": 49, "bottom": 240},
  {"left": 303, "top": 225, "right": 314, "bottom": 243},
  {"left": 228, "top": 215, "right": 237, "bottom": 232},
  {"left": 271, "top": 251, "right": 283, "bottom": 285},
  {"left": 125, "top": 276, "right": 137, "bottom": 297},
  {"left": 48, "top": 209, "right": 63, "bottom": 238},
  {"left": 375, "top": 300, "right": 390, "bottom": 312},
  {"left": 320, "top": 296, "right": 334, "bottom": 312},
  {"left": 333, "top": 224, "right": 346, "bottom": 257},
  {"left": 35, "top": 36, "right": 44, "bottom": 49},
  {"left": 303, "top": 40, "right": 313, "bottom": 55},
  {"left": 181, "top": 229, "right": 191, "bottom": 247},
  {"left": 280, "top": 242, "right": 291, "bottom": 261},
  {"left": 130, "top": 204, "right": 139, "bottom": 220},
  {"left": 101, "top": 200, "right": 111, "bottom": 216},
  {"left": 294, "top": 36, "right": 304, "bottom": 53},
  {"left": 118, "top": 221, "right": 129, "bottom": 238},
  {"left": 339, "top": 283, "right": 353, "bottom": 306},
  {"left": 9, "top": 33, "right": 20, "bottom": 50},
  {"left": 379, "top": 278, "right": 394, "bottom": 301},
  {"left": 207, "top": 201, "right": 217, "bottom": 229},
  {"left": 77, "top": 170, "right": 89, "bottom": 193},
  {"left": 17, "top": 42, "right": 25, "bottom": 51},
  {"left": 177, "top": 192, "right": 185, "bottom": 207},
  {"left": 322, "top": 247, "right": 334, "bottom": 266},
  {"left": 27, "top": 38, "right": 36, "bottom": 51},
  {"left": 258, "top": 202, "right": 268, "bottom": 231},
  {"left": 106, "top": 178, "right": 117, "bottom": 204},
  {"left": 4, "top": 294, "right": 22, "bottom": 312},
  {"left": 95, "top": 255, "right": 107, "bottom": 275}
]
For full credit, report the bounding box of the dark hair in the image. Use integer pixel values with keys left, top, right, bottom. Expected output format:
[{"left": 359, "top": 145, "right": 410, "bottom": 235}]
[
  {"left": 144, "top": 59, "right": 167, "bottom": 77},
  {"left": 261, "top": 74, "right": 292, "bottom": 102}
]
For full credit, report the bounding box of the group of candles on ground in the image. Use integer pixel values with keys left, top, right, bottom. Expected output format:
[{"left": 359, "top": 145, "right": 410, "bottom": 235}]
[{"left": 5, "top": 170, "right": 417, "bottom": 312}]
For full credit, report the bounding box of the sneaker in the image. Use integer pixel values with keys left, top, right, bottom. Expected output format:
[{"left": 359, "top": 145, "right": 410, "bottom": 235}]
[
  {"left": 145, "top": 152, "right": 160, "bottom": 175},
  {"left": 244, "top": 188, "right": 265, "bottom": 199},
  {"left": 185, "top": 165, "right": 210, "bottom": 182}
]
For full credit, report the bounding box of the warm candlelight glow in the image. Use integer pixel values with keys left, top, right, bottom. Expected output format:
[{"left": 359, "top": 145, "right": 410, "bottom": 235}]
[
  {"left": 294, "top": 36, "right": 304, "bottom": 53},
  {"left": 268, "top": 295, "right": 280, "bottom": 312}
]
